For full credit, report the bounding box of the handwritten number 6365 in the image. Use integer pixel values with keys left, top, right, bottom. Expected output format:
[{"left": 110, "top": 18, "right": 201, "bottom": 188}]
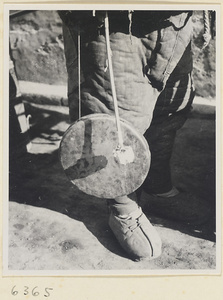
[{"left": 11, "top": 286, "right": 53, "bottom": 297}]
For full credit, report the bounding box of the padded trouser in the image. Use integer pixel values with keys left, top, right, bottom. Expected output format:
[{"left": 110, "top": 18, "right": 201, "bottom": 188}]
[
  {"left": 143, "top": 103, "right": 193, "bottom": 194},
  {"left": 60, "top": 11, "right": 194, "bottom": 134}
]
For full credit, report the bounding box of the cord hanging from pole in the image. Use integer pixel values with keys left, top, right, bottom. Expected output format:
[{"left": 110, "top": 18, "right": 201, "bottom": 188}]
[{"left": 78, "top": 24, "right": 81, "bottom": 119}]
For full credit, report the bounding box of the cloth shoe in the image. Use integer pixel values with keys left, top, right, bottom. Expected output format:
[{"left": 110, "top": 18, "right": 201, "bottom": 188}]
[
  {"left": 140, "top": 187, "right": 212, "bottom": 225},
  {"left": 108, "top": 207, "right": 162, "bottom": 261}
]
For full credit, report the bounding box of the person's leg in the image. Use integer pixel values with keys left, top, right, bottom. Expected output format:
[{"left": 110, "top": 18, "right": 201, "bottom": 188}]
[
  {"left": 143, "top": 42, "right": 195, "bottom": 195},
  {"left": 141, "top": 98, "right": 211, "bottom": 224},
  {"left": 143, "top": 109, "right": 189, "bottom": 195},
  {"left": 60, "top": 13, "right": 162, "bottom": 261}
]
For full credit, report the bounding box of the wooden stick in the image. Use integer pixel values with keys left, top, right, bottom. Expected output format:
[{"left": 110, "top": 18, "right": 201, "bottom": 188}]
[{"left": 104, "top": 12, "right": 124, "bottom": 148}]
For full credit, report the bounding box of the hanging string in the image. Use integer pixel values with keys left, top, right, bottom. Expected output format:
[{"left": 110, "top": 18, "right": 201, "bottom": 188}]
[
  {"left": 128, "top": 10, "right": 133, "bottom": 43},
  {"left": 202, "top": 10, "right": 211, "bottom": 49},
  {"left": 104, "top": 11, "right": 124, "bottom": 149},
  {"left": 78, "top": 24, "right": 81, "bottom": 119}
]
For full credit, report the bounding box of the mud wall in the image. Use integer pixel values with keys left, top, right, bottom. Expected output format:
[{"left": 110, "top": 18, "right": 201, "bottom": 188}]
[
  {"left": 10, "top": 10, "right": 67, "bottom": 86},
  {"left": 9, "top": 10, "right": 216, "bottom": 99},
  {"left": 192, "top": 12, "right": 216, "bottom": 99}
]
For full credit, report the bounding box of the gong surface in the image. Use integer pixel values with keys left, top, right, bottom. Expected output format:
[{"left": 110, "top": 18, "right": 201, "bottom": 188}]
[{"left": 59, "top": 114, "right": 150, "bottom": 198}]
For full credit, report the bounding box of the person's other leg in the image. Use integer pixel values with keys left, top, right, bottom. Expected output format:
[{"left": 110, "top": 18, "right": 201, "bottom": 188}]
[
  {"left": 141, "top": 91, "right": 211, "bottom": 224},
  {"left": 143, "top": 109, "right": 190, "bottom": 195}
]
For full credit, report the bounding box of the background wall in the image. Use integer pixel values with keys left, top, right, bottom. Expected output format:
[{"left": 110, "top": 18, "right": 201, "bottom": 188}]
[{"left": 10, "top": 10, "right": 67, "bottom": 86}]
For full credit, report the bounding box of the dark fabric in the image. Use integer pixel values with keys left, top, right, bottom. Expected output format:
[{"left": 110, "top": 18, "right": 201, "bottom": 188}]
[{"left": 143, "top": 99, "right": 194, "bottom": 194}]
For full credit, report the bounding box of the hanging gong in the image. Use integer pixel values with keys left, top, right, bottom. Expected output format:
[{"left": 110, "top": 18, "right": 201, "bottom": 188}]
[{"left": 59, "top": 113, "right": 150, "bottom": 198}]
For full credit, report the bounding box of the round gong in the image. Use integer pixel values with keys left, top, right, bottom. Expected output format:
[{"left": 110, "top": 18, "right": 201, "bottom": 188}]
[{"left": 59, "top": 113, "right": 150, "bottom": 198}]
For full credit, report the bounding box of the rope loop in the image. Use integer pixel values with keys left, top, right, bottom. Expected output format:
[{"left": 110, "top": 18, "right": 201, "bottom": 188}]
[{"left": 202, "top": 10, "right": 211, "bottom": 50}]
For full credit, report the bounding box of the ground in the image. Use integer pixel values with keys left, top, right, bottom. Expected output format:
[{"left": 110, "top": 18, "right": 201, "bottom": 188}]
[{"left": 8, "top": 100, "right": 216, "bottom": 273}]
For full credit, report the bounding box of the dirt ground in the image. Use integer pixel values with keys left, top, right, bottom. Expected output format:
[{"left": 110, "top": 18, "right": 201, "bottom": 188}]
[{"left": 8, "top": 100, "right": 217, "bottom": 273}]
